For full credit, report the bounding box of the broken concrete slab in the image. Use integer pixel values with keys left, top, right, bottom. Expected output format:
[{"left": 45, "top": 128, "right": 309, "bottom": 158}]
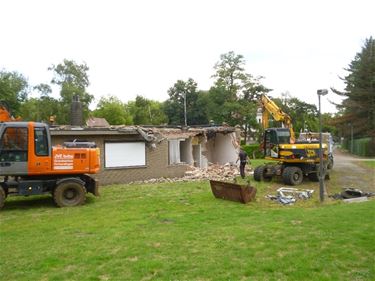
[{"left": 343, "top": 197, "right": 369, "bottom": 203}]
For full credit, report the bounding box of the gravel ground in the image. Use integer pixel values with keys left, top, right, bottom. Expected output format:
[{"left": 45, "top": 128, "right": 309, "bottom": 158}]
[{"left": 331, "top": 148, "right": 375, "bottom": 193}]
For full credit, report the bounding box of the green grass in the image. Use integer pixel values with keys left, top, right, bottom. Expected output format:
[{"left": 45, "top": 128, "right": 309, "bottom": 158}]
[
  {"left": 1, "top": 181, "right": 374, "bottom": 281},
  {"left": 360, "top": 160, "right": 375, "bottom": 169}
]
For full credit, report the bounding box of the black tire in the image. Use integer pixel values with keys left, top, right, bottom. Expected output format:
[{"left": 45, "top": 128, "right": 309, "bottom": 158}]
[
  {"left": 327, "top": 156, "right": 334, "bottom": 170},
  {"left": 53, "top": 181, "right": 86, "bottom": 207},
  {"left": 253, "top": 165, "right": 265, "bottom": 181},
  {"left": 282, "top": 166, "right": 303, "bottom": 186},
  {"left": 254, "top": 165, "right": 272, "bottom": 182},
  {"left": 0, "top": 188, "right": 5, "bottom": 209}
]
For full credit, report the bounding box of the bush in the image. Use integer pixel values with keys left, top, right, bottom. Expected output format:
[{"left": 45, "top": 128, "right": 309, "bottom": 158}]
[{"left": 242, "top": 144, "right": 263, "bottom": 159}]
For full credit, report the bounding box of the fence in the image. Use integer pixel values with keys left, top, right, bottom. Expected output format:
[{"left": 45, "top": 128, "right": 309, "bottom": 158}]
[{"left": 342, "top": 137, "right": 375, "bottom": 157}]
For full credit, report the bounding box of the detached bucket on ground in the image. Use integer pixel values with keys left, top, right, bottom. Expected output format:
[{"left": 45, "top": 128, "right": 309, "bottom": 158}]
[{"left": 210, "top": 180, "right": 257, "bottom": 204}]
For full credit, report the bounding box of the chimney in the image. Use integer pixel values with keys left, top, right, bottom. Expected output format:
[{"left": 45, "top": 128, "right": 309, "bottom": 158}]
[{"left": 70, "top": 94, "right": 83, "bottom": 126}]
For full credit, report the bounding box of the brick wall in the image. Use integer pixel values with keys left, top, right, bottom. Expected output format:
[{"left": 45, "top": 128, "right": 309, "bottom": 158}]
[{"left": 51, "top": 134, "right": 189, "bottom": 185}]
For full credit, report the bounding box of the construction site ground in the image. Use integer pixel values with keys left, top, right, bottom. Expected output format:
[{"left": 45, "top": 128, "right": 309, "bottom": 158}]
[
  {"left": 131, "top": 147, "right": 375, "bottom": 197},
  {"left": 330, "top": 148, "right": 375, "bottom": 193}
]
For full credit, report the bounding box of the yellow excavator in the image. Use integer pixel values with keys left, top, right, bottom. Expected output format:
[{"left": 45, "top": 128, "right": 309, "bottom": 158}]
[{"left": 254, "top": 94, "right": 333, "bottom": 185}]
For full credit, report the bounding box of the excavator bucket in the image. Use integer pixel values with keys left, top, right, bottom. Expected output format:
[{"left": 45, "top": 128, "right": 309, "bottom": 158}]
[{"left": 210, "top": 180, "right": 257, "bottom": 204}]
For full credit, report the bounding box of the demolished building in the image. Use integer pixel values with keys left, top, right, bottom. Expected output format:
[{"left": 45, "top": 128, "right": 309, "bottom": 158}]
[{"left": 50, "top": 124, "right": 241, "bottom": 185}]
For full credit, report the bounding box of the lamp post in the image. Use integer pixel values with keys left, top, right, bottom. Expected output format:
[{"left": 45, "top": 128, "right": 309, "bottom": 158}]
[
  {"left": 317, "top": 89, "right": 328, "bottom": 202},
  {"left": 349, "top": 122, "right": 354, "bottom": 153},
  {"left": 183, "top": 92, "right": 187, "bottom": 127}
]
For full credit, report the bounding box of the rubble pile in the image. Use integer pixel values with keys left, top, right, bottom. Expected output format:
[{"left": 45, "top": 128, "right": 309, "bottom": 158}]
[
  {"left": 129, "top": 163, "right": 252, "bottom": 185},
  {"left": 184, "top": 163, "right": 242, "bottom": 181}
]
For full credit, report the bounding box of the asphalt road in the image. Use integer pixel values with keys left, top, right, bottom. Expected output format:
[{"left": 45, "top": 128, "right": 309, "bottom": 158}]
[{"left": 332, "top": 148, "right": 375, "bottom": 193}]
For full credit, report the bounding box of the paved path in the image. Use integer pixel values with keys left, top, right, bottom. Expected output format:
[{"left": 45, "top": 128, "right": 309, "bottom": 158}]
[{"left": 332, "top": 148, "right": 375, "bottom": 192}]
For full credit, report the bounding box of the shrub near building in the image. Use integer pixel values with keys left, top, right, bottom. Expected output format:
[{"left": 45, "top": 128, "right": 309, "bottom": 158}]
[{"left": 242, "top": 144, "right": 263, "bottom": 159}]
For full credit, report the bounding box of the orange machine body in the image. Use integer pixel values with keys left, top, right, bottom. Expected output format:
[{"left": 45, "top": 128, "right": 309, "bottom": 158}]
[
  {"left": 0, "top": 119, "right": 100, "bottom": 208},
  {"left": 26, "top": 122, "right": 100, "bottom": 176},
  {"left": 0, "top": 121, "right": 100, "bottom": 177}
]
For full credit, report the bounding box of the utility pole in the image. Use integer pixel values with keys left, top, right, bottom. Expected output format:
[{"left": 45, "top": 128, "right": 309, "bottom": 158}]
[
  {"left": 317, "top": 89, "right": 328, "bottom": 202},
  {"left": 350, "top": 122, "right": 354, "bottom": 153},
  {"left": 183, "top": 92, "right": 187, "bottom": 127}
]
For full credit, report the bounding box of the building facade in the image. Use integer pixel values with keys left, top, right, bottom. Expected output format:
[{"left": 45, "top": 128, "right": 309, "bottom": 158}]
[{"left": 50, "top": 125, "right": 240, "bottom": 185}]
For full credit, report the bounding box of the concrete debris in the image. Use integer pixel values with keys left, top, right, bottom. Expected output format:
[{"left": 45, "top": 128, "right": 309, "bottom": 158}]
[
  {"left": 329, "top": 188, "right": 375, "bottom": 200},
  {"left": 129, "top": 163, "right": 252, "bottom": 185},
  {"left": 343, "top": 197, "right": 369, "bottom": 204},
  {"left": 266, "top": 187, "right": 314, "bottom": 205},
  {"left": 184, "top": 163, "right": 244, "bottom": 181},
  {"left": 266, "top": 194, "right": 296, "bottom": 205}
]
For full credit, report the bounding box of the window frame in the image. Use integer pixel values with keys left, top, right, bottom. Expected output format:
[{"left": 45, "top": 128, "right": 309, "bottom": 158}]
[
  {"left": 34, "top": 127, "right": 49, "bottom": 156},
  {"left": 104, "top": 141, "right": 146, "bottom": 169}
]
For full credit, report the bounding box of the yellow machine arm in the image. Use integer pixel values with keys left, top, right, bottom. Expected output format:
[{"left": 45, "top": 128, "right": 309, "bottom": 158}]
[{"left": 260, "top": 94, "right": 295, "bottom": 143}]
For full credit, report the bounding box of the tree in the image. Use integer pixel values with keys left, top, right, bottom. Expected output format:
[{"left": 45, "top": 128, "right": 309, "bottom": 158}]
[
  {"left": 278, "top": 97, "right": 319, "bottom": 134},
  {"left": 332, "top": 37, "right": 375, "bottom": 137},
  {"left": 212, "top": 51, "right": 247, "bottom": 100},
  {"left": 20, "top": 84, "right": 59, "bottom": 122},
  {"left": 93, "top": 95, "right": 132, "bottom": 125},
  {"left": 129, "top": 95, "right": 167, "bottom": 125},
  {"left": 164, "top": 78, "right": 207, "bottom": 125},
  {"left": 210, "top": 52, "right": 270, "bottom": 142},
  {"left": 0, "top": 70, "right": 28, "bottom": 116},
  {"left": 49, "top": 59, "right": 94, "bottom": 124}
]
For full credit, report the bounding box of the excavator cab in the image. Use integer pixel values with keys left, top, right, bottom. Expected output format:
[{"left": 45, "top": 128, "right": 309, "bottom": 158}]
[
  {"left": 264, "top": 128, "right": 291, "bottom": 158},
  {"left": 0, "top": 122, "right": 51, "bottom": 176}
]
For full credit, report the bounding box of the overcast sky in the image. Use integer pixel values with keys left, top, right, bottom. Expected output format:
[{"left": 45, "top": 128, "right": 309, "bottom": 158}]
[{"left": 1, "top": 0, "right": 374, "bottom": 113}]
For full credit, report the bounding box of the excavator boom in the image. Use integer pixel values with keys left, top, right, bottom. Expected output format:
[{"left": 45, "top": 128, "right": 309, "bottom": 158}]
[
  {"left": 260, "top": 94, "right": 295, "bottom": 143},
  {"left": 0, "top": 101, "right": 20, "bottom": 122}
]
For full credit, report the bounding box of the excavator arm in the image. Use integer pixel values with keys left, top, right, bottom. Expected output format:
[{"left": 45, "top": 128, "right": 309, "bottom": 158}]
[
  {"left": 260, "top": 94, "right": 295, "bottom": 143},
  {"left": 0, "top": 101, "right": 21, "bottom": 122}
]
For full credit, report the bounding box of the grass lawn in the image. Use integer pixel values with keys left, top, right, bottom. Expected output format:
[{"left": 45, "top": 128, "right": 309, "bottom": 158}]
[
  {"left": 1, "top": 179, "right": 374, "bottom": 281},
  {"left": 360, "top": 160, "right": 375, "bottom": 169}
]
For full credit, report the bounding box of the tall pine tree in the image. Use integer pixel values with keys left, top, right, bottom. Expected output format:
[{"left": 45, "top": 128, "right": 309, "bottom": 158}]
[{"left": 333, "top": 37, "right": 375, "bottom": 137}]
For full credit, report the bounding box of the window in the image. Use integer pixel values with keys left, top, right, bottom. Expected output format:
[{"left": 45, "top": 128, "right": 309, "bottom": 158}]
[
  {"left": 168, "top": 139, "right": 181, "bottom": 165},
  {"left": 169, "top": 139, "right": 190, "bottom": 165},
  {"left": 105, "top": 142, "right": 145, "bottom": 168},
  {"left": 0, "top": 127, "right": 28, "bottom": 162},
  {"left": 277, "top": 130, "right": 291, "bottom": 144},
  {"left": 34, "top": 127, "right": 49, "bottom": 156}
]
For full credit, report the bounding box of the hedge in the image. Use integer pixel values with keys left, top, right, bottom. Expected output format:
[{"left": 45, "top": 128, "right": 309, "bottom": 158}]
[
  {"left": 241, "top": 144, "right": 264, "bottom": 159},
  {"left": 342, "top": 137, "right": 375, "bottom": 157}
]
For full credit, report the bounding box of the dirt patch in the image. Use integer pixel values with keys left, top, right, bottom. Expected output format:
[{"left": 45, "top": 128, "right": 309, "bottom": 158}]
[{"left": 330, "top": 148, "right": 375, "bottom": 193}]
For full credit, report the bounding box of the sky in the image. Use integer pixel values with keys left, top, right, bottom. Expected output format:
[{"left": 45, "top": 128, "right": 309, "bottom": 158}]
[{"left": 1, "top": 0, "right": 374, "bottom": 113}]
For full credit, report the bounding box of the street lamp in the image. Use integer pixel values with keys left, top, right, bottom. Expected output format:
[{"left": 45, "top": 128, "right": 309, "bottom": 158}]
[
  {"left": 183, "top": 92, "right": 187, "bottom": 127},
  {"left": 317, "top": 89, "right": 328, "bottom": 202}
]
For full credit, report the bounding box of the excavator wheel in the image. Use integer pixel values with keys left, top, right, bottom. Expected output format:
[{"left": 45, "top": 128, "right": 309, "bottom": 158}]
[
  {"left": 327, "top": 157, "right": 334, "bottom": 170},
  {"left": 0, "top": 187, "right": 5, "bottom": 209},
  {"left": 53, "top": 181, "right": 86, "bottom": 207},
  {"left": 253, "top": 165, "right": 272, "bottom": 182},
  {"left": 282, "top": 166, "right": 303, "bottom": 186}
]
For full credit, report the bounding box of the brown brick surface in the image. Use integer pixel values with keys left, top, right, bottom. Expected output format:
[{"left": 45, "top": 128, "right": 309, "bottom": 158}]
[{"left": 51, "top": 135, "right": 189, "bottom": 185}]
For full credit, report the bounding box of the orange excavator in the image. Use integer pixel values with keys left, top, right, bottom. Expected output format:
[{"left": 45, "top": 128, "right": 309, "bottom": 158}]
[{"left": 0, "top": 102, "right": 100, "bottom": 209}]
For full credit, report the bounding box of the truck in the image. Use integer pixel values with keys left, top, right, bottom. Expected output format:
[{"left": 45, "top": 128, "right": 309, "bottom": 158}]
[
  {"left": 0, "top": 103, "right": 100, "bottom": 209},
  {"left": 253, "top": 94, "right": 333, "bottom": 185}
]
